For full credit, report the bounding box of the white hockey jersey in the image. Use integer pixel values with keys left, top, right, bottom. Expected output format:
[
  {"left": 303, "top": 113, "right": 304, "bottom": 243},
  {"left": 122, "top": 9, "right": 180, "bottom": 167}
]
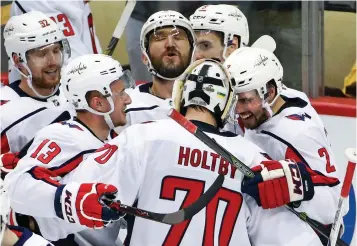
[
  {"left": 0, "top": 85, "right": 72, "bottom": 154},
  {"left": 8, "top": 0, "right": 102, "bottom": 83},
  {"left": 65, "top": 119, "right": 322, "bottom": 246},
  {"left": 244, "top": 96, "right": 343, "bottom": 225},
  {"left": 115, "top": 82, "right": 173, "bottom": 133},
  {"left": 4, "top": 119, "right": 122, "bottom": 245},
  {"left": 0, "top": 84, "right": 20, "bottom": 104}
]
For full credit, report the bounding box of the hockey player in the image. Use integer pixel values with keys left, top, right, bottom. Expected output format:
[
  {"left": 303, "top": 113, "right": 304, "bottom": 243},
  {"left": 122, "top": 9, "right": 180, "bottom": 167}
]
[
  {"left": 7, "top": 0, "right": 101, "bottom": 84},
  {"left": 3, "top": 54, "right": 134, "bottom": 245},
  {"left": 190, "top": 4, "right": 311, "bottom": 135},
  {"left": 1, "top": 11, "right": 71, "bottom": 103},
  {"left": 224, "top": 47, "right": 343, "bottom": 244},
  {"left": 19, "top": 59, "right": 322, "bottom": 245},
  {"left": 115, "top": 10, "right": 196, "bottom": 133},
  {"left": 190, "top": 4, "right": 249, "bottom": 62},
  {"left": 0, "top": 11, "right": 74, "bottom": 154}
]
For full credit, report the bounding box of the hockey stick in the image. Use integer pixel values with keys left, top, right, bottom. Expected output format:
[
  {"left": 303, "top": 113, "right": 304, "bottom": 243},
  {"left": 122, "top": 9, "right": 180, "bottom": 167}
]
[
  {"left": 114, "top": 174, "right": 224, "bottom": 224},
  {"left": 328, "top": 148, "right": 356, "bottom": 246},
  {"left": 168, "top": 108, "right": 348, "bottom": 246},
  {"left": 106, "top": 0, "right": 137, "bottom": 56},
  {"left": 250, "top": 35, "right": 276, "bottom": 53}
]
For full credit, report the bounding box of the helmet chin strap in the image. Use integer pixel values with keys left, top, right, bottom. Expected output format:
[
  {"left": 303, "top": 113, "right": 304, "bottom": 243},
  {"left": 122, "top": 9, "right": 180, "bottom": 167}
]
[
  {"left": 84, "top": 97, "right": 116, "bottom": 129},
  {"left": 14, "top": 64, "right": 59, "bottom": 99}
]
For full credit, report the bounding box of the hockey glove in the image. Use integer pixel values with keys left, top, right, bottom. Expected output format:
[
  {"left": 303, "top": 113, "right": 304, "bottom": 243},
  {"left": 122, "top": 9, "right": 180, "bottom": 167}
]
[
  {"left": 54, "top": 182, "right": 123, "bottom": 229},
  {"left": 0, "top": 152, "right": 20, "bottom": 179},
  {"left": 241, "top": 160, "right": 315, "bottom": 209}
]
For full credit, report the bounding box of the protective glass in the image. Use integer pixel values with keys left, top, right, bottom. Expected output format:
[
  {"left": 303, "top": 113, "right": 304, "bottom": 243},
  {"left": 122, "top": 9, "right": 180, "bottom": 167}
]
[
  {"left": 110, "top": 70, "right": 136, "bottom": 99},
  {"left": 149, "top": 26, "right": 189, "bottom": 44},
  {"left": 25, "top": 39, "right": 71, "bottom": 67}
]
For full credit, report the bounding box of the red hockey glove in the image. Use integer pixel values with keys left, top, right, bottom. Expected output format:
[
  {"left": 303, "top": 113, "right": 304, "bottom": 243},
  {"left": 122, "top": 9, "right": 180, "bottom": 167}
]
[
  {"left": 54, "top": 182, "right": 123, "bottom": 229},
  {"left": 242, "top": 160, "right": 315, "bottom": 209},
  {"left": 0, "top": 152, "right": 20, "bottom": 179}
]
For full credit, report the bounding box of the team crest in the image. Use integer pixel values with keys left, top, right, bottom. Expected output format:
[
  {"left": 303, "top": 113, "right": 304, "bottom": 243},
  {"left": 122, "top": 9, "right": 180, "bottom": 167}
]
[{"left": 285, "top": 113, "right": 311, "bottom": 121}]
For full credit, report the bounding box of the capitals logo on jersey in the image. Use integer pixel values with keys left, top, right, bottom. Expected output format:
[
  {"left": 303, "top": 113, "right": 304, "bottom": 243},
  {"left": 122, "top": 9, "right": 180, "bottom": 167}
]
[{"left": 285, "top": 113, "right": 311, "bottom": 121}]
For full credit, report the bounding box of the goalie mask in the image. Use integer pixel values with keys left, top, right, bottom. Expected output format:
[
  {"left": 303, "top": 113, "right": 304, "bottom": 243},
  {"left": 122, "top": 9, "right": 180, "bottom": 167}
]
[
  {"left": 173, "top": 59, "right": 236, "bottom": 128},
  {"left": 140, "top": 10, "right": 196, "bottom": 80},
  {"left": 190, "top": 4, "right": 249, "bottom": 60},
  {"left": 61, "top": 54, "right": 135, "bottom": 129},
  {"left": 4, "top": 11, "right": 71, "bottom": 98}
]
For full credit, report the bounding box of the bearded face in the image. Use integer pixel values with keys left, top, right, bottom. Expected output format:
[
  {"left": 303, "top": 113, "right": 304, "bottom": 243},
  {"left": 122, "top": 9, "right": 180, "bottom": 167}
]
[{"left": 147, "top": 27, "right": 192, "bottom": 79}]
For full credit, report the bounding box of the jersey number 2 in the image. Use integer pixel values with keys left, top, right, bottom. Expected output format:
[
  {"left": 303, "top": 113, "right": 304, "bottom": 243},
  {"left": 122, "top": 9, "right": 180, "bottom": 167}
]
[
  {"left": 30, "top": 139, "right": 61, "bottom": 164},
  {"left": 160, "top": 176, "right": 243, "bottom": 245},
  {"left": 318, "top": 147, "right": 336, "bottom": 173}
]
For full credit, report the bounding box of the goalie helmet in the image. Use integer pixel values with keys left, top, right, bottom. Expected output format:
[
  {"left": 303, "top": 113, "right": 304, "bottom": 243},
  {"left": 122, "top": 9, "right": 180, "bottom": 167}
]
[
  {"left": 61, "top": 54, "right": 135, "bottom": 129},
  {"left": 4, "top": 11, "right": 71, "bottom": 98},
  {"left": 173, "top": 58, "right": 236, "bottom": 128},
  {"left": 190, "top": 4, "right": 249, "bottom": 60},
  {"left": 140, "top": 10, "right": 196, "bottom": 80},
  {"left": 224, "top": 47, "right": 283, "bottom": 107}
]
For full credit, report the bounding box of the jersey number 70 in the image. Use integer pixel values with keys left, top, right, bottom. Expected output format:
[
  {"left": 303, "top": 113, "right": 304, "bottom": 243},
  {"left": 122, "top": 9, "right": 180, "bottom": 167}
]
[{"left": 160, "top": 176, "right": 243, "bottom": 245}]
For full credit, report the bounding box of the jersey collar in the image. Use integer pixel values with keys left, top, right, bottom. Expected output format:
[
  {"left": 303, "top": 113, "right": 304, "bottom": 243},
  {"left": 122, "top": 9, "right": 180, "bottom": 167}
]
[
  {"left": 191, "top": 120, "right": 237, "bottom": 137},
  {"left": 10, "top": 80, "right": 61, "bottom": 102},
  {"left": 274, "top": 95, "right": 308, "bottom": 116}
]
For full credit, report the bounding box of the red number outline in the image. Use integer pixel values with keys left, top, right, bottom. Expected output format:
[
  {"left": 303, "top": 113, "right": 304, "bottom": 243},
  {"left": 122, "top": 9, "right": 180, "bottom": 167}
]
[
  {"left": 160, "top": 176, "right": 243, "bottom": 245},
  {"left": 94, "top": 144, "right": 118, "bottom": 164}
]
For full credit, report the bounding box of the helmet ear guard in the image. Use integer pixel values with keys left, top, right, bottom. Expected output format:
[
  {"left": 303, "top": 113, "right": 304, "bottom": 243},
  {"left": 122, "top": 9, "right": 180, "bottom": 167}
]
[{"left": 172, "top": 58, "right": 237, "bottom": 128}]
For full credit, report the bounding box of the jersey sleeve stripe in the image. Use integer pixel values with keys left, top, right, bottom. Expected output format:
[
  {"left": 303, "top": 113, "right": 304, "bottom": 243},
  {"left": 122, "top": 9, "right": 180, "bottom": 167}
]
[
  {"left": 125, "top": 105, "right": 159, "bottom": 113},
  {"left": 262, "top": 130, "right": 340, "bottom": 187},
  {"left": 1, "top": 133, "right": 10, "bottom": 154},
  {"left": 1, "top": 107, "right": 47, "bottom": 137},
  {"left": 48, "top": 149, "right": 96, "bottom": 177},
  {"left": 28, "top": 166, "right": 61, "bottom": 187}
]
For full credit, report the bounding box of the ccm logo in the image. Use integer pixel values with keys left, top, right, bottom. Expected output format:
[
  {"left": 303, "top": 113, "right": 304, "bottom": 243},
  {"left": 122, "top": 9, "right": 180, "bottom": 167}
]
[
  {"left": 289, "top": 164, "right": 302, "bottom": 195},
  {"left": 192, "top": 16, "right": 206, "bottom": 20},
  {"left": 64, "top": 190, "right": 75, "bottom": 223}
]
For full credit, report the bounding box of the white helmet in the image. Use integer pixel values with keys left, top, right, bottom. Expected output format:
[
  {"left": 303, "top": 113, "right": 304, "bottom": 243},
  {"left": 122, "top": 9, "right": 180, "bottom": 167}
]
[
  {"left": 190, "top": 4, "right": 249, "bottom": 60},
  {"left": 61, "top": 54, "right": 135, "bottom": 129},
  {"left": 4, "top": 11, "right": 71, "bottom": 98},
  {"left": 173, "top": 58, "right": 236, "bottom": 128},
  {"left": 224, "top": 47, "right": 283, "bottom": 108},
  {"left": 140, "top": 10, "right": 196, "bottom": 80}
]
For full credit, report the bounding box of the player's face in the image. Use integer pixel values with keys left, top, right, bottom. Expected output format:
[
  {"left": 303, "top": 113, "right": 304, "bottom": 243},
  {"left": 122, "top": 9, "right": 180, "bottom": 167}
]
[
  {"left": 194, "top": 30, "right": 224, "bottom": 62},
  {"left": 236, "top": 90, "right": 269, "bottom": 129},
  {"left": 26, "top": 42, "right": 63, "bottom": 89},
  {"left": 147, "top": 27, "right": 191, "bottom": 78},
  {"left": 109, "top": 79, "right": 132, "bottom": 126}
]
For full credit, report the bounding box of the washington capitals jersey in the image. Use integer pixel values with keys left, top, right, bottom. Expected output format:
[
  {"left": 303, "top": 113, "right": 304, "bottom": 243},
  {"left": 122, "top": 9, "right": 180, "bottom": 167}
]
[
  {"left": 0, "top": 91, "right": 73, "bottom": 154},
  {"left": 4, "top": 119, "right": 122, "bottom": 244},
  {"left": 115, "top": 82, "right": 174, "bottom": 133},
  {"left": 244, "top": 96, "right": 343, "bottom": 225},
  {"left": 66, "top": 119, "right": 322, "bottom": 246}
]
